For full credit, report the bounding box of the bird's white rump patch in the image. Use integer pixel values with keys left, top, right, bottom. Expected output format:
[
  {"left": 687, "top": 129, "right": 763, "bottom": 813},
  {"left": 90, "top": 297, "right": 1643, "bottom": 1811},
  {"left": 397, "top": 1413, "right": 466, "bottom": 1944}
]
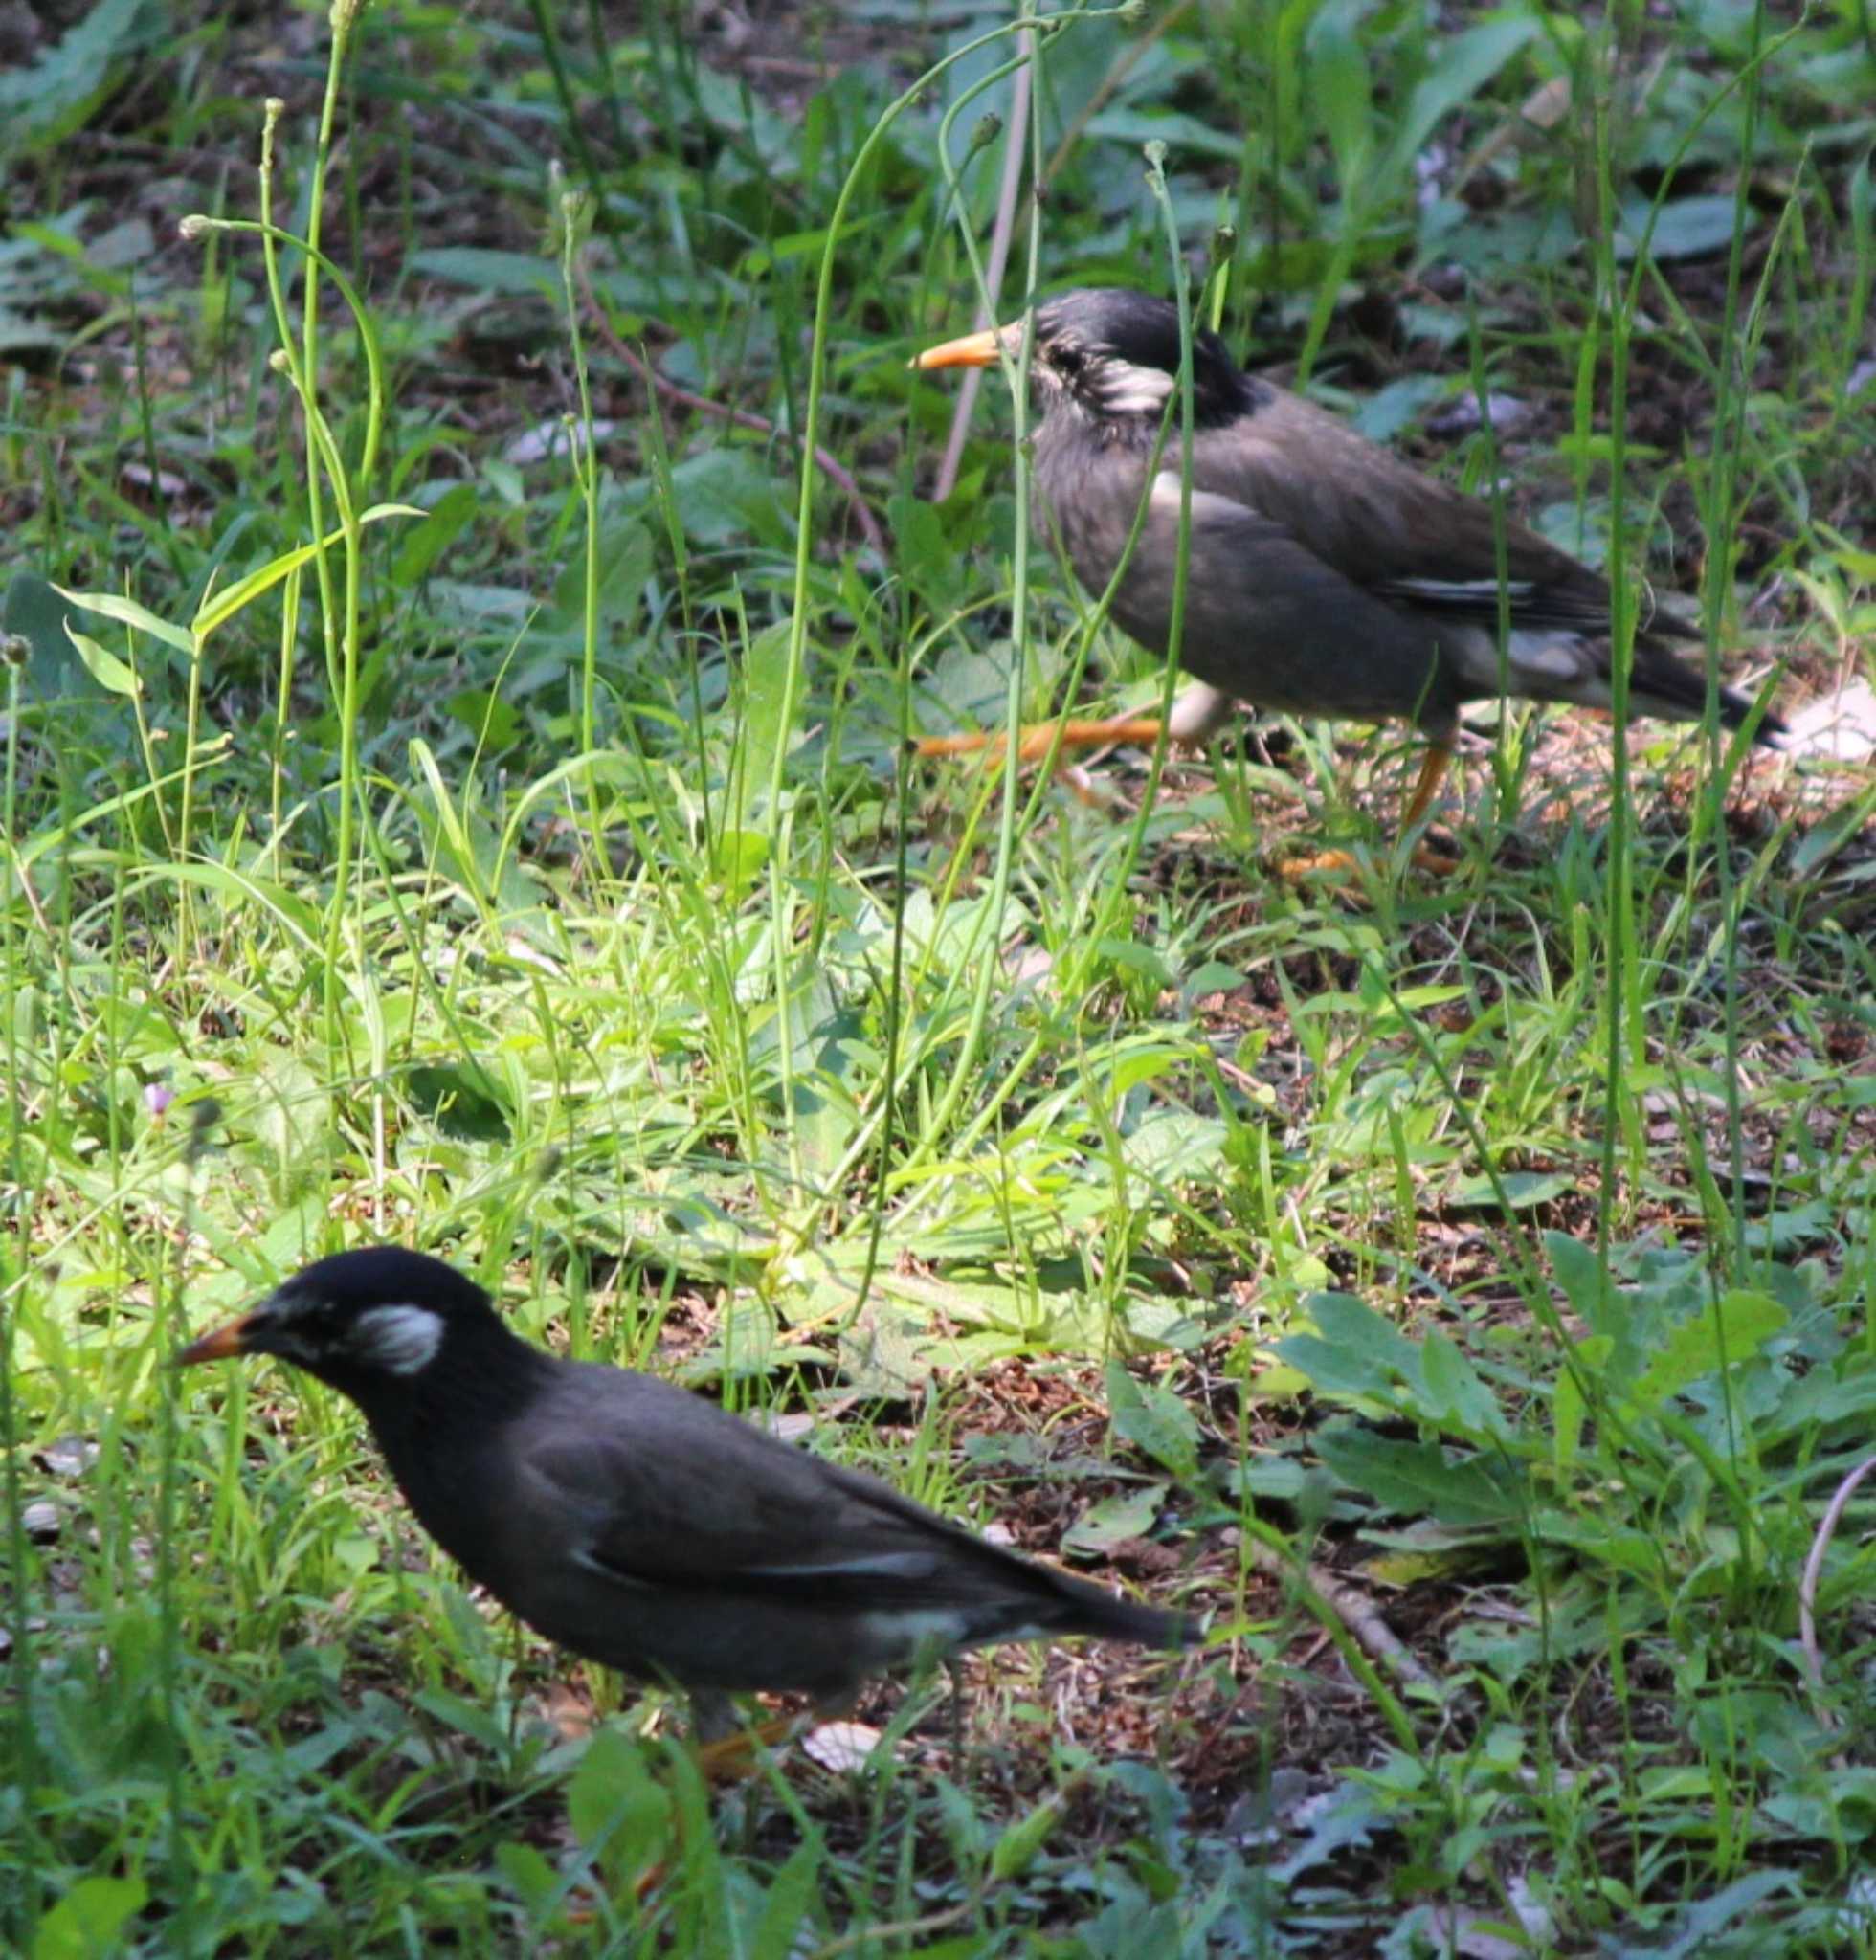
[
  {"left": 353, "top": 1303, "right": 446, "bottom": 1375},
  {"left": 1448, "top": 628, "right": 1599, "bottom": 697},
  {"left": 863, "top": 1607, "right": 982, "bottom": 1654}
]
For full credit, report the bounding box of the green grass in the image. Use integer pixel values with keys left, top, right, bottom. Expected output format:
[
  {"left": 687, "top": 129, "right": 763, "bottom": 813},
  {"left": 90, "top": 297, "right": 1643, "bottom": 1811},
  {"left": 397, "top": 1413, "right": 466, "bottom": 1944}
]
[{"left": 3, "top": 0, "right": 1876, "bottom": 1952}]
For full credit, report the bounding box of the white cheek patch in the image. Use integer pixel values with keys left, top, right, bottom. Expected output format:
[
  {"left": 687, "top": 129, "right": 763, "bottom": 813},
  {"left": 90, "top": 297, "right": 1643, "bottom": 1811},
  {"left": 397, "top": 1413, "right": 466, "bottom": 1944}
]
[
  {"left": 353, "top": 1303, "right": 446, "bottom": 1375},
  {"left": 1095, "top": 358, "right": 1175, "bottom": 416}
]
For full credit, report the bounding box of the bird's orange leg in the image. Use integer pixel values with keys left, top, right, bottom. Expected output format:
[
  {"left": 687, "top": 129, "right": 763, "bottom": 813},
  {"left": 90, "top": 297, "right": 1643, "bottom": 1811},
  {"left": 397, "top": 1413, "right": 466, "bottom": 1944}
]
[
  {"left": 916, "top": 717, "right": 1180, "bottom": 811},
  {"left": 1279, "top": 742, "right": 1458, "bottom": 880},
  {"left": 915, "top": 715, "right": 1175, "bottom": 766},
  {"left": 1396, "top": 742, "right": 1460, "bottom": 872},
  {"left": 916, "top": 680, "right": 1238, "bottom": 772}
]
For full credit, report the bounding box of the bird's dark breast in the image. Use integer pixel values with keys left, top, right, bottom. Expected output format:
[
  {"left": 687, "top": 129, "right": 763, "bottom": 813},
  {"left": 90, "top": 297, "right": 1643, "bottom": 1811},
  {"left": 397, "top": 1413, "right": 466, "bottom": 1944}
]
[
  {"left": 1034, "top": 419, "right": 1184, "bottom": 657},
  {"left": 369, "top": 1418, "right": 520, "bottom": 1598}
]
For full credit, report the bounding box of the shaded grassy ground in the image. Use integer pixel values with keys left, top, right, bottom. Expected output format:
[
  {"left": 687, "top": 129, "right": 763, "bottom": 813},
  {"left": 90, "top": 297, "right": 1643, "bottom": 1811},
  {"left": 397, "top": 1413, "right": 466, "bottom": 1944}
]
[{"left": 4, "top": 0, "right": 1876, "bottom": 1952}]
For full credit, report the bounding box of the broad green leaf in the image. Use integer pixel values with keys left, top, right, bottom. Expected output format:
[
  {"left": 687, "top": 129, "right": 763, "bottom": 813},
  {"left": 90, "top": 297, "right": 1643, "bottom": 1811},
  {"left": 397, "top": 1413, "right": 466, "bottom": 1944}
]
[
  {"left": 1758, "top": 1365, "right": 1876, "bottom": 1439},
  {"left": 547, "top": 514, "right": 654, "bottom": 624},
  {"left": 0, "top": 302, "right": 56, "bottom": 353},
  {"left": 1083, "top": 108, "right": 1241, "bottom": 163},
  {"left": 1622, "top": 193, "right": 1750, "bottom": 264},
  {"left": 412, "top": 1686, "right": 508, "bottom": 1752},
  {"left": 62, "top": 628, "right": 139, "bottom": 697},
  {"left": 1306, "top": 4, "right": 1374, "bottom": 196},
  {"left": 410, "top": 246, "right": 561, "bottom": 298},
  {"left": 1380, "top": 18, "right": 1541, "bottom": 186},
  {"left": 1417, "top": 1331, "right": 1509, "bottom": 1443},
  {"left": 0, "top": 0, "right": 150, "bottom": 155},
  {"left": 53, "top": 583, "right": 193, "bottom": 654},
  {"left": 710, "top": 826, "right": 770, "bottom": 895},
  {"left": 1106, "top": 1359, "right": 1200, "bottom": 1481},
  {"left": 444, "top": 687, "right": 522, "bottom": 750},
  {"left": 1535, "top": 1511, "right": 1672, "bottom": 1579},
  {"left": 750, "top": 1843, "right": 823, "bottom": 1960},
  {"left": 1061, "top": 1481, "right": 1169, "bottom": 1556},
  {"left": 1448, "top": 1169, "right": 1574, "bottom": 1211},
  {"left": 739, "top": 618, "right": 794, "bottom": 823},
  {"left": 1095, "top": 940, "right": 1175, "bottom": 991},
  {"left": 1366, "top": 1525, "right": 1500, "bottom": 1587},
  {"left": 567, "top": 1727, "right": 672, "bottom": 1884},
  {"left": 1314, "top": 1425, "right": 1524, "bottom": 1528},
  {"left": 737, "top": 214, "right": 882, "bottom": 278},
  {"left": 1628, "top": 1291, "right": 1789, "bottom": 1409},
  {"left": 1277, "top": 1293, "right": 1417, "bottom": 1400},
  {"left": 991, "top": 1791, "right": 1064, "bottom": 1882},
  {"left": 1548, "top": 1231, "right": 1610, "bottom": 1326},
  {"left": 138, "top": 861, "right": 322, "bottom": 950},
  {"left": 1100, "top": 1037, "right": 1182, "bottom": 1097},
  {"left": 31, "top": 1875, "right": 146, "bottom": 1960},
  {"left": 593, "top": 518, "right": 654, "bottom": 634},
  {"left": 1553, "top": 1355, "right": 1588, "bottom": 1469},
  {"left": 1181, "top": 959, "right": 1246, "bottom": 999},
  {"left": 1123, "top": 1110, "right": 1228, "bottom": 1184},
  {"left": 492, "top": 1841, "right": 558, "bottom": 1912},
  {"left": 393, "top": 480, "right": 480, "bottom": 587}
]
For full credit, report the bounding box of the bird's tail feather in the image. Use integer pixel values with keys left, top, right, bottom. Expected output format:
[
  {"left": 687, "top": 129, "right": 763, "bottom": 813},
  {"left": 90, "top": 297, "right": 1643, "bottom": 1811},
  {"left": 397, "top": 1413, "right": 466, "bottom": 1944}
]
[
  {"left": 1045, "top": 1569, "right": 1198, "bottom": 1650},
  {"left": 1630, "top": 635, "right": 1787, "bottom": 747}
]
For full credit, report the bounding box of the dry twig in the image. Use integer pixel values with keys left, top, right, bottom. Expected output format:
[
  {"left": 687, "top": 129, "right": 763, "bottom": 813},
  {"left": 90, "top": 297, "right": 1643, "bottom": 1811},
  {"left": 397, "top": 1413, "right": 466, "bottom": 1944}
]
[
  {"left": 1798, "top": 1450, "right": 1876, "bottom": 1725},
  {"left": 933, "top": 29, "right": 1033, "bottom": 502},
  {"left": 1248, "top": 1539, "right": 1439, "bottom": 1693}
]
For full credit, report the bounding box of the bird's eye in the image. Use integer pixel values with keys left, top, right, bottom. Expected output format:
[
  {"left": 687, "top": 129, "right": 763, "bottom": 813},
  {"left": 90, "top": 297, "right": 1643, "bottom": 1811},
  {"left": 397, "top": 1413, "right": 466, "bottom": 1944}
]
[{"left": 1052, "top": 344, "right": 1085, "bottom": 378}]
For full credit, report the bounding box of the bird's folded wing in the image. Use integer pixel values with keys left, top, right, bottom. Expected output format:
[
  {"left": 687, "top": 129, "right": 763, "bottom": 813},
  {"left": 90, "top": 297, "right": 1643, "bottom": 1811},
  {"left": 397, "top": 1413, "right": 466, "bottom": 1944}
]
[
  {"left": 510, "top": 1377, "right": 1044, "bottom": 1610},
  {"left": 1186, "top": 392, "right": 1624, "bottom": 638}
]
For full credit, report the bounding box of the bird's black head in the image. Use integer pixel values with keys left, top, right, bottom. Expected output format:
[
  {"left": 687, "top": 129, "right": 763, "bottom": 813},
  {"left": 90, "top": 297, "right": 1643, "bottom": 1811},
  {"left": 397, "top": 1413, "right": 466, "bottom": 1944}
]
[
  {"left": 918, "top": 288, "right": 1253, "bottom": 430},
  {"left": 174, "top": 1246, "right": 510, "bottom": 1398}
]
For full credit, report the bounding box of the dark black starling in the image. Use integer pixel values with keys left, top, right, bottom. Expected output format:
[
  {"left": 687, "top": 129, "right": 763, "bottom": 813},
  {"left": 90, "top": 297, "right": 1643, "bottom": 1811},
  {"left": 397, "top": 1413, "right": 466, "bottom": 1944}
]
[
  {"left": 916, "top": 287, "right": 1785, "bottom": 870},
  {"left": 176, "top": 1247, "right": 1194, "bottom": 1747}
]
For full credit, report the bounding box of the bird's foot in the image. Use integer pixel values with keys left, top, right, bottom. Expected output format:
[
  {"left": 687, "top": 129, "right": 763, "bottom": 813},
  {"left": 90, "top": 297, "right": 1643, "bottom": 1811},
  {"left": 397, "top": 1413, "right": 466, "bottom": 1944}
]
[
  {"left": 1277, "top": 839, "right": 1460, "bottom": 882},
  {"left": 1411, "top": 841, "right": 1461, "bottom": 877},
  {"left": 691, "top": 1712, "right": 801, "bottom": 1785}
]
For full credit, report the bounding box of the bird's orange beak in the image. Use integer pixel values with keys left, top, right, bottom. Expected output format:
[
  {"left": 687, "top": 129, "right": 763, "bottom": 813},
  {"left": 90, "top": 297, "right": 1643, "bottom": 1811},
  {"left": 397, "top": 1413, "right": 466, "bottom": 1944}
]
[
  {"left": 173, "top": 1312, "right": 256, "bottom": 1366},
  {"left": 912, "top": 325, "right": 1009, "bottom": 371}
]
